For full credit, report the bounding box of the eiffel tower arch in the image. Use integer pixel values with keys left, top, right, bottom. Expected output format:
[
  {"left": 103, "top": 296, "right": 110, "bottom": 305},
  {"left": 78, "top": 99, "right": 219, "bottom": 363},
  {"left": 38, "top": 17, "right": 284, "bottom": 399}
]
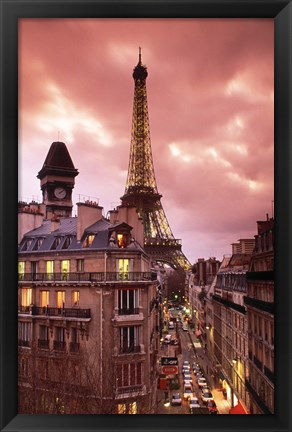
[{"left": 121, "top": 49, "right": 191, "bottom": 272}]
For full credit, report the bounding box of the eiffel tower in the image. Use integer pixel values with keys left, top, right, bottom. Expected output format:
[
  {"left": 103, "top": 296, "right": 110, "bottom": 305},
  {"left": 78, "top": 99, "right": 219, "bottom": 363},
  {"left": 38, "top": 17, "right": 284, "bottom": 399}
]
[{"left": 121, "top": 49, "right": 191, "bottom": 272}]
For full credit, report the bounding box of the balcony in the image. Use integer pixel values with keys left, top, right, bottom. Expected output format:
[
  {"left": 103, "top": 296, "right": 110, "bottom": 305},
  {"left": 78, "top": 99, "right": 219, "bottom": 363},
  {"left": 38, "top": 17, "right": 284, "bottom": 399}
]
[
  {"left": 212, "top": 294, "right": 246, "bottom": 314},
  {"left": 38, "top": 339, "right": 49, "bottom": 349},
  {"left": 120, "top": 345, "right": 141, "bottom": 354},
  {"left": 116, "top": 385, "right": 143, "bottom": 396},
  {"left": 18, "top": 339, "right": 30, "bottom": 347},
  {"left": 53, "top": 341, "right": 66, "bottom": 351},
  {"left": 118, "top": 308, "right": 139, "bottom": 315},
  {"left": 18, "top": 305, "right": 91, "bottom": 319},
  {"left": 18, "top": 272, "right": 153, "bottom": 283},
  {"left": 246, "top": 271, "right": 274, "bottom": 281},
  {"left": 264, "top": 366, "right": 274, "bottom": 383}
]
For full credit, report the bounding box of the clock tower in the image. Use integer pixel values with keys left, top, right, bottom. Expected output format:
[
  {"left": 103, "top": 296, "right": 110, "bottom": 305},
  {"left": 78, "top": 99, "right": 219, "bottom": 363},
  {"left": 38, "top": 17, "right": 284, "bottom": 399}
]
[{"left": 37, "top": 141, "right": 79, "bottom": 218}]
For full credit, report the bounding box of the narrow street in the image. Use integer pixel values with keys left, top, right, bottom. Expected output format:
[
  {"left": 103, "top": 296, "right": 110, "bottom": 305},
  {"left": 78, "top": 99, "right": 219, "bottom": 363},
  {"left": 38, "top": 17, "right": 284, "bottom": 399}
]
[{"left": 157, "top": 309, "right": 230, "bottom": 414}]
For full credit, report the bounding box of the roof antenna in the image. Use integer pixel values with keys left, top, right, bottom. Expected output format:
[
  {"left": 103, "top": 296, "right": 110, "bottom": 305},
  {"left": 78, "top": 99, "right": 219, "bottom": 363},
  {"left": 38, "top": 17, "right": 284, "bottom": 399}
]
[{"left": 139, "top": 46, "right": 142, "bottom": 64}]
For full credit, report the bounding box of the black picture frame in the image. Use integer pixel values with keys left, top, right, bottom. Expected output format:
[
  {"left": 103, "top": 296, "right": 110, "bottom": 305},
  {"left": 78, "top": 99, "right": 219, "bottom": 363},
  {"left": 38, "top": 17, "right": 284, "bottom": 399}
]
[{"left": 1, "top": 1, "right": 291, "bottom": 431}]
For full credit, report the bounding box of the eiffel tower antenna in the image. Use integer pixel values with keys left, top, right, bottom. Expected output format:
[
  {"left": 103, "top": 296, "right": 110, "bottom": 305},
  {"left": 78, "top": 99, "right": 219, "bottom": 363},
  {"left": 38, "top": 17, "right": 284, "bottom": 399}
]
[{"left": 121, "top": 50, "right": 191, "bottom": 272}]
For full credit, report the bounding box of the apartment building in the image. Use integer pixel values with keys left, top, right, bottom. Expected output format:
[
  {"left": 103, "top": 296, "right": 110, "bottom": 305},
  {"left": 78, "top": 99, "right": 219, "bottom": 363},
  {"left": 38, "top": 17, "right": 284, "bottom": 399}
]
[
  {"left": 212, "top": 253, "right": 251, "bottom": 413},
  {"left": 18, "top": 141, "right": 160, "bottom": 414},
  {"left": 244, "top": 216, "right": 274, "bottom": 414}
]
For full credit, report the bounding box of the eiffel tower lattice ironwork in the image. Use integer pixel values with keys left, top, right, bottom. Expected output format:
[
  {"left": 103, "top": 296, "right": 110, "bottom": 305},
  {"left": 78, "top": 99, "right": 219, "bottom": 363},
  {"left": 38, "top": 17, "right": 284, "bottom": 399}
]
[{"left": 121, "top": 49, "right": 191, "bottom": 272}]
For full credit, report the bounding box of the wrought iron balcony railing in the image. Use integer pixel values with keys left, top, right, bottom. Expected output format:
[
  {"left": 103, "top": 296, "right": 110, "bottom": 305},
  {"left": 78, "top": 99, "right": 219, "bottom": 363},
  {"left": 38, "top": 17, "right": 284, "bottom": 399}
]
[
  {"left": 53, "top": 341, "right": 66, "bottom": 351},
  {"left": 18, "top": 272, "right": 153, "bottom": 283},
  {"left": 118, "top": 307, "right": 140, "bottom": 315},
  {"left": 18, "top": 339, "right": 30, "bottom": 347},
  {"left": 18, "top": 305, "right": 91, "bottom": 319},
  {"left": 38, "top": 339, "right": 49, "bottom": 349},
  {"left": 120, "top": 345, "right": 141, "bottom": 354},
  {"left": 244, "top": 296, "right": 274, "bottom": 314}
]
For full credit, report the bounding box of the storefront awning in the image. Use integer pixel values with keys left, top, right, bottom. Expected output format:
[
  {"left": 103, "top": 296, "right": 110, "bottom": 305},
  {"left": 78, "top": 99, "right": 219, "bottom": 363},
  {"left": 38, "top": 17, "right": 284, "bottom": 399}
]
[{"left": 229, "top": 400, "right": 249, "bottom": 414}]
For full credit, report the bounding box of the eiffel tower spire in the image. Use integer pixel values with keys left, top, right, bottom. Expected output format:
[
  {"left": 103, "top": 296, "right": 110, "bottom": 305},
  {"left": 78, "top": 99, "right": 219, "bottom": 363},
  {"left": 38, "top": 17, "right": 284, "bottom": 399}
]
[{"left": 121, "top": 49, "right": 191, "bottom": 272}]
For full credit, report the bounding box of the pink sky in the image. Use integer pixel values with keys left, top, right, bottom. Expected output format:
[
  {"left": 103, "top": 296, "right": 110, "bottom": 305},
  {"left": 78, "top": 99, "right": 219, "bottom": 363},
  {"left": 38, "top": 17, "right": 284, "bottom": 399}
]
[{"left": 18, "top": 18, "right": 274, "bottom": 264}]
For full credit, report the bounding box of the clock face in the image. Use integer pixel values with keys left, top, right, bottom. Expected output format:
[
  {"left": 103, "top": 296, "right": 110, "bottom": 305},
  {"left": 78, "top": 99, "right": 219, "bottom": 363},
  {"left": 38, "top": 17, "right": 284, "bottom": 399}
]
[{"left": 54, "top": 187, "right": 66, "bottom": 199}]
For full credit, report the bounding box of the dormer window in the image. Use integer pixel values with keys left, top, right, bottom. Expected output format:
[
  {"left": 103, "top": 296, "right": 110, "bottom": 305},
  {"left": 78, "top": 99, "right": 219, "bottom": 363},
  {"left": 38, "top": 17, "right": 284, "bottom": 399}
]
[
  {"left": 51, "top": 237, "right": 61, "bottom": 250},
  {"left": 83, "top": 234, "right": 95, "bottom": 248},
  {"left": 62, "top": 236, "right": 72, "bottom": 249},
  {"left": 117, "top": 233, "right": 127, "bottom": 248},
  {"left": 32, "top": 238, "right": 44, "bottom": 251},
  {"left": 21, "top": 239, "right": 32, "bottom": 251}
]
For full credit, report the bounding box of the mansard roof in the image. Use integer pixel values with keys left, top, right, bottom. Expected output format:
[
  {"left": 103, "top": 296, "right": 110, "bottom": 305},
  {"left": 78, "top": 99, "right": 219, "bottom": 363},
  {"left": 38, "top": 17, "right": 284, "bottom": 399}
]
[{"left": 18, "top": 217, "right": 144, "bottom": 254}]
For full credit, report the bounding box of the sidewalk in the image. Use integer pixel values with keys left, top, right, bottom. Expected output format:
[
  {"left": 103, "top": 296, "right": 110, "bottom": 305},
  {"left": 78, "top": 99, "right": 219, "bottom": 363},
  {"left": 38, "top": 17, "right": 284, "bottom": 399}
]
[{"left": 187, "top": 329, "right": 231, "bottom": 414}]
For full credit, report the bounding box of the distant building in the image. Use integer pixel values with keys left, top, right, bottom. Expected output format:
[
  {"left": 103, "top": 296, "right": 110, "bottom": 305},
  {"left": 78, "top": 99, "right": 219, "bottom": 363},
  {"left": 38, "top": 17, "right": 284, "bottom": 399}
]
[
  {"left": 244, "top": 216, "right": 274, "bottom": 414},
  {"left": 231, "top": 239, "right": 255, "bottom": 255},
  {"left": 18, "top": 141, "right": 160, "bottom": 414}
]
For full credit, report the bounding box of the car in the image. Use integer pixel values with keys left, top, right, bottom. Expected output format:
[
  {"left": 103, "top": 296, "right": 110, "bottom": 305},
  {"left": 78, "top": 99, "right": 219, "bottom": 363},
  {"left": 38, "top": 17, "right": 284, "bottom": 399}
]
[
  {"left": 189, "top": 397, "right": 200, "bottom": 410},
  {"left": 184, "top": 379, "right": 193, "bottom": 387},
  {"left": 206, "top": 400, "right": 218, "bottom": 414},
  {"left": 168, "top": 322, "right": 175, "bottom": 330},
  {"left": 183, "top": 384, "right": 193, "bottom": 400},
  {"left": 196, "top": 373, "right": 204, "bottom": 381},
  {"left": 182, "top": 367, "right": 191, "bottom": 374},
  {"left": 170, "top": 338, "right": 179, "bottom": 345},
  {"left": 183, "top": 361, "right": 190, "bottom": 366},
  {"left": 201, "top": 390, "right": 214, "bottom": 404},
  {"left": 194, "top": 368, "right": 202, "bottom": 376},
  {"left": 164, "top": 334, "right": 172, "bottom": 344},
  {"left": 202, "top": 386, "right": 211, "bottom": 394},
  {"left": 197, "top": 377, "right": 208, "bottom": 388},
  {"left": 171, "top": 393, "right": 182, "bottom": 406},
  {"left": 183, "top": 373, "right": 192, "bottom": 380}
]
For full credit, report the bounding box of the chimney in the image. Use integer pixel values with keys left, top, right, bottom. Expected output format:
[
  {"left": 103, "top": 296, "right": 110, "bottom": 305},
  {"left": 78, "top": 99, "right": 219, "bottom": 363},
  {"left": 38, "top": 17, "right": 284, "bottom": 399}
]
[
  {"left": 116, "top": 205, "right": 144, "bottom": 246},
  {"left": 18, "top": 203, "right": 44, "bottom": 244},
  {"left": 77, "top": 202, "right": 103, "bottom": 241},
  {"left": 51, "top": 215, "right": 60, "bottom": 232}
]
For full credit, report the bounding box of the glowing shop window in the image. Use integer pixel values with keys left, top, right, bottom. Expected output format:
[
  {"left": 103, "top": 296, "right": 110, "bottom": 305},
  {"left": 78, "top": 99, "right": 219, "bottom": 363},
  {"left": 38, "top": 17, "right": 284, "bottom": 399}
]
[
  {"left": 21, "top": 288, "right": 32, "bottom": 307},
  {"left": 40, "top": 291, "right": 49, "bottom": 307},
  {"left": 128, "top": 402, "right": 137, "bottom": 414},
  {"left": 56, "top": 291, "right": 65, "bottom": 308},
  {"left": 117, "top": 404, "right": 126, "bottom": 414}
]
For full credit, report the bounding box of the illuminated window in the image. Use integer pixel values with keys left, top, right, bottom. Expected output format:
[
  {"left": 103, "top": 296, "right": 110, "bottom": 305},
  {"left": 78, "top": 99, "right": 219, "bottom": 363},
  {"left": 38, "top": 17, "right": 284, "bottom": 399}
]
[
  {"left": 117, "top": 234, "right": 127, "bottom": 248},
  {"left": 21, "top": 288, "right": 32, "bottom": 307},
  {"left": 72, "top": 291, "right": 80, "bottom": 307},
  {"left": 128, "top": 402, "right": 137, "bottom": 414},
  {"left": 83, "top": 234, "right": 95, "bottom": 248},
  {"left": 40, "top": 291, "right": 49, "bottom": 307},
  {"left": 18, "top": 261, "right": 25, "bottom": 279},
  {"left": 118, "top": 259, "right": 129, "bottom": 280},
  {"left": 46, "top": 260, "right": 54, "bottom": 280},
  {"left": 117, "top": 404, "right": 126, "bottom": 414},
  {"left": 61, "top": 260, "right": 70, "bottom": 280},
  {"left": 56, "top": 291, "right": 65, "bottom": 308}
]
